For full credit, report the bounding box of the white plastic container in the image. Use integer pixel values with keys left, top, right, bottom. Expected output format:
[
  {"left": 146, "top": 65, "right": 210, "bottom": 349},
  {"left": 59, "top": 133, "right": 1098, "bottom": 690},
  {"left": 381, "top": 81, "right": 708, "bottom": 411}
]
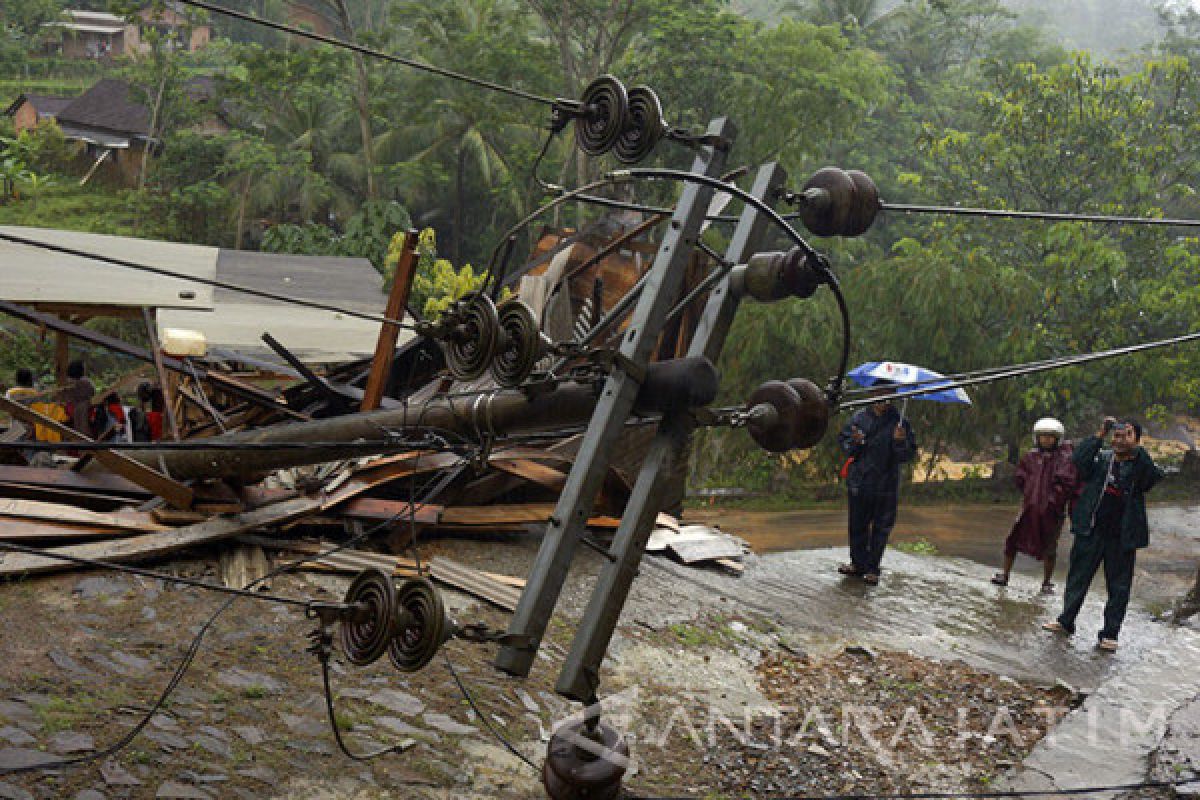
[{"left": 160, "top": 327, "right": 208, "bottom": 358}]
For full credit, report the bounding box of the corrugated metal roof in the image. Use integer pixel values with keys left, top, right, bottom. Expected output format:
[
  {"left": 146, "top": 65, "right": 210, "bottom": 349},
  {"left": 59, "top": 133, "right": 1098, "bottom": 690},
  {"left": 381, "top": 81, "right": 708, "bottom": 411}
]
[
  {"left": 157, "top": 304, "right": 412, "bottom": 364},
  {"left": 0, "top": 226, "right": 217, "bottom": 310},
  {"left": 49, "top": 22, "right": 126, "bottom": 34},
  {"left": 213, "top": 250, "right": 386, "bottom": 310},
  {"left": 158, "top": 249, "right": 405, "bottom": 363},
  {"left": 0, "top": 228, "right": 402, "bottom": 363}
]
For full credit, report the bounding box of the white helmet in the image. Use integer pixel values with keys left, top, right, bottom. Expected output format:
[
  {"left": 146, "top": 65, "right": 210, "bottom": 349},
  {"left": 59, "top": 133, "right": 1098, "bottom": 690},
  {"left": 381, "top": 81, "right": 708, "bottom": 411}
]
[{"left": 1032, "top": 417, "right": 1065, "bottom": 443}]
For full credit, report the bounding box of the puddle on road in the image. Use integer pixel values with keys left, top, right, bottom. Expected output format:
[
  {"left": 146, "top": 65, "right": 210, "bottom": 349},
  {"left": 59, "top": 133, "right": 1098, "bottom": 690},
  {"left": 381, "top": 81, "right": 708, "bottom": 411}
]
[{"left": 689, "top": 504, "right": 1200, "bottom": 606}]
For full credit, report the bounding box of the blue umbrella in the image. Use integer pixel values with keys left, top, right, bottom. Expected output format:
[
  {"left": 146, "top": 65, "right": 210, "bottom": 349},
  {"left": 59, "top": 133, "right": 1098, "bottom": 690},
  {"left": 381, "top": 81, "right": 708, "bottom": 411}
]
[{"left": 847, "top": 361, "right": 971, "bottom": 422}]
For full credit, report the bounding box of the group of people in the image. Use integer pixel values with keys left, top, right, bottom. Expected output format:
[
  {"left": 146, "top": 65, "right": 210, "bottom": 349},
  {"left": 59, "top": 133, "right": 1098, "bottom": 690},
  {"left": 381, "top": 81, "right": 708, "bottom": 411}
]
[
  {"left": 836, "top": 382, "right": 1163, "bottom": 652},
  {"left": 2, "top": 360, "right": 168, "bottom": 456}
]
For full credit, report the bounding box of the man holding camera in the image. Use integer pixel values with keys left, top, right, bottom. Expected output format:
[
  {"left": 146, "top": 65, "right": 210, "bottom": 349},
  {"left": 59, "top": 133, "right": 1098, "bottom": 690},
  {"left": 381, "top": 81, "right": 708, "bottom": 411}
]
[{"left": 1043, "top": 417, "right": 1163, "bottom": 651}]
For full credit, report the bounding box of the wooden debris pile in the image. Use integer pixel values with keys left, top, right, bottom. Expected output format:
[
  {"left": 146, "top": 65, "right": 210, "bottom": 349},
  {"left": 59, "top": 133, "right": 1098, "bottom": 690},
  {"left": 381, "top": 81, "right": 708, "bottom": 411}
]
[{"left": 0, "top": 221, "right": 740, "bottom": 611}]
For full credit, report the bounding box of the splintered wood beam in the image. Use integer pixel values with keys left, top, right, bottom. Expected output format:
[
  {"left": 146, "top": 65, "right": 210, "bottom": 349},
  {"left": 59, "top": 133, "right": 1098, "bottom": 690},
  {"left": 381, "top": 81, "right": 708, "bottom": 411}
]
[
  {"left": 362, "top": 229, "right": 418, "bottom": 412},
  {"left": 142, "top": 307, "right": 180, "bottom": 441},
  {"left": 0, "top": 395, "right": 194, "bottom": 509},
  {"left": 0, "top": 465, "right": 150, "bottom": 497}
]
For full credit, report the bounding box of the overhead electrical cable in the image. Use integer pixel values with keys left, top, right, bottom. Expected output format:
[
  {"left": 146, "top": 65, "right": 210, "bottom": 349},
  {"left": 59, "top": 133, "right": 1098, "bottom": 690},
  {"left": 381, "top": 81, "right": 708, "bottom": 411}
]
[
  {"left": 174, "top": 0, "right": 557, "bottom": 106},
  {"left": 0, "top": 229, "right": 413, "bottom": 330},
  {"left": 838, "top": 330, "right": 1200, "bottom": 411}
]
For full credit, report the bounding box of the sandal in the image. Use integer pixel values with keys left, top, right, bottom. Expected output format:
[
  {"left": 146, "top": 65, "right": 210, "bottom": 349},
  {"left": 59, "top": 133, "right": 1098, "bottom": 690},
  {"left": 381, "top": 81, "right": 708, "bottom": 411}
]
[
  {"left": 838, "top": 563, "right": 863, "bottom": 576},
  {"left": 990, "top": 573, "right": 1009, "bottom": 586},
  {"left": 862, "top": 573, "right": 880, "bottom": 586}
]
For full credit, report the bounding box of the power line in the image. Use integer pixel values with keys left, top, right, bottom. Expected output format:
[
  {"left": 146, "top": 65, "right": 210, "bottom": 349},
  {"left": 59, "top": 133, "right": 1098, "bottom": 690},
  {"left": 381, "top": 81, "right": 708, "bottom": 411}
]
[
  {"left": 0, "top": 229, "right": 413, "bottom": 329},
  {"left": 175, "top": 0, "right": 557, "bottom": 106},
  {"left": 838, "top": 329, "right": 1200, "bottom": 410},
  {"left": 880, "top": 202, "right": 1200, "bottom": 228}
]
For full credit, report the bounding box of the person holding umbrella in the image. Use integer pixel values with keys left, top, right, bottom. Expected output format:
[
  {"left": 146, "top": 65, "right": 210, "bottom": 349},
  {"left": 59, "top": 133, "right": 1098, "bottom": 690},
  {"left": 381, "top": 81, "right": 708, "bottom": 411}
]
[
  {"left": 837, "top": 376, "right": 918, "bottom": 585},
  {"left": 838, "top": 361, "right": 969, "bottom": 584}
]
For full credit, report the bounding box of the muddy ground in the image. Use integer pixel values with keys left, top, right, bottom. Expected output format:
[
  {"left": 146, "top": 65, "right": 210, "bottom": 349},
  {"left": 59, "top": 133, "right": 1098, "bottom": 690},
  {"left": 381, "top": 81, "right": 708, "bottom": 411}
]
[{"left": 0, "top": 511, "right": 1197, "bottom": 799}]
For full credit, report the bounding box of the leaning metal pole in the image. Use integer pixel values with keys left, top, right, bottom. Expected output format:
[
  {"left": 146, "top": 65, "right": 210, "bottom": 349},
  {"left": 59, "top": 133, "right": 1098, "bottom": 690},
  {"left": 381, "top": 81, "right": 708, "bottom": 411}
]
[
  {"left": 494, "top": 117, "right": 736, "bottom": 679},
  {"left": 554, "top": 161, "right": 788, "bottom": 702}
]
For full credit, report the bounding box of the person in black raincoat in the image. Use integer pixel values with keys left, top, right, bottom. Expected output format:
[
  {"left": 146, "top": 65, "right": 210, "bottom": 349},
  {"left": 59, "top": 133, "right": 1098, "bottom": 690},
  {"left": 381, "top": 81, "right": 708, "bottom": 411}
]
[
  {"left": 1043, "top": 417, "right": 1163, "bottom": 651},
  {"left": 836, "top": 384, "right": 917, "bottom": 585}
]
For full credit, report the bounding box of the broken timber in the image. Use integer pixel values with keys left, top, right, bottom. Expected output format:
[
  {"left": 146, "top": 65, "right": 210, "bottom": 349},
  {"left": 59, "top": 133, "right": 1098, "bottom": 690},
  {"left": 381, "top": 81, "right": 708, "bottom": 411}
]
[
  {"left": 0, "top": 395, "right": 194, "bottom": 509},
  {"left": 0, "top": 495, "right": 318, "bottom": 577}
]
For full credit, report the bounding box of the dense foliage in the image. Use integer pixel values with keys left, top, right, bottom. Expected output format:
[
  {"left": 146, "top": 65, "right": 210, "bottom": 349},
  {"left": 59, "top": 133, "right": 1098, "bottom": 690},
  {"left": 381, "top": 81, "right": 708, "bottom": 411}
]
[{"left": 2, "top": 0, "right": 1200, "bottom": 489}]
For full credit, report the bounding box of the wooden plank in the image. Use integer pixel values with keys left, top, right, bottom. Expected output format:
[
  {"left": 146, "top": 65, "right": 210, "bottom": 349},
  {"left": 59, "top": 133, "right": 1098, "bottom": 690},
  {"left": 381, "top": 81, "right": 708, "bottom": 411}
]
[
  {"left": 0, "top": 465, "right": 150, "bottom": 497},
  {"left": 142, "top": 307, "right": 180, "bottom": 441},
  {"left": 335, "top": 497, "right": 442, "bottom": 524},
  {"left": 0, "top": 395, "right": 194, "bottom": 509},
  {"left": 439, "top": 503, "right": 621, "bottom": 529},
  {"left": 0, "top": 498, "right": 167, "bottom": 532},
  {"left": 714, "top": 558, "right": 745, "bottom": 575},
  {"left": 320, "top": 451, "right": 464, "bottom": 512},
  {"left": 0, "top": 518, "right": 136, "bottom": 542},
  {"left": 362, "top": 230, "right": 417, "bottom": 412},
  {"left": 490, "top": 458, "right": 567, "bottom": 492},
  {"left": 218, "top": 544, "right": 271, "bottom": 590},
  {"left": 0, "top": 481, "right": 144, "bottom": 510},
  {"left": 0, "top": 496, "right": 319, "bottom": 577}
]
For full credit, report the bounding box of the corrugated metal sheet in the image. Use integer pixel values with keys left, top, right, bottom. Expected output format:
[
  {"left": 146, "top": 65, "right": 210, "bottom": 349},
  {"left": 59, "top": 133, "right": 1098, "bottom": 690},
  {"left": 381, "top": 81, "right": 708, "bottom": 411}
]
[
  {"left": 0, "top": 226, "right": 217, "bottom": 310},
  {"left": 157, "top": 303, "right": 413, "bottom": 364},
  {"left": 157, "top": 249, "right": 408, "bottom": 364}
]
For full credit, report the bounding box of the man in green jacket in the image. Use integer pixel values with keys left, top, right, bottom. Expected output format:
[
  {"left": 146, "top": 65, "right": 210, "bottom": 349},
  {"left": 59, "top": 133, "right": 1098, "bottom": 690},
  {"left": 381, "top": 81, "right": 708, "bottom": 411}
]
[{"left": 1043, "top": 417, "right": 1163, "bottom": 651}]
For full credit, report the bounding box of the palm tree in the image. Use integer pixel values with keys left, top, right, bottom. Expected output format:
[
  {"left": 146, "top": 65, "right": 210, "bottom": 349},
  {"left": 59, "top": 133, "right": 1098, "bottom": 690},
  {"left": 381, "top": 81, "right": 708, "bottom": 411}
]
[
  {"left": 379, "top": 0, "right": 543, "bottom": 262},
  {"left": 797, "top": 0, "right": 903, "bottom": 31}
]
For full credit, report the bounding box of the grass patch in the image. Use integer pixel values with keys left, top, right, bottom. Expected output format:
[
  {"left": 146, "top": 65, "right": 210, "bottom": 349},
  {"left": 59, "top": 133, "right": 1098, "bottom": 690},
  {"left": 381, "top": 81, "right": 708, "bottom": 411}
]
[
  {"left": 0, "top": 182, "right": 157, "bottom": 237},
  {"left": 669, "top": 616, "right": 742, "bottom": 650},
  {"left": 33, "top": 694, "right": 96, "bottom": 734},
  {"left": 894, "top": 537, "right": 939, "bottom": 555}
]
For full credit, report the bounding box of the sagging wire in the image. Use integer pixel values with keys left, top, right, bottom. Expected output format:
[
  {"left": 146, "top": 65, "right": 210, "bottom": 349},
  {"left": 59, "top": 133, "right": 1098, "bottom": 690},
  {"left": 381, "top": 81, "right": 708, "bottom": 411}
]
[
  {"left": 0, "top": 454, "right": 469, "bottom": 776},
  {"left": 319, "top": 454, "right": 469, "bottom": 762},
  {"left": 0, "top": 438, "right": 473, "bottom": 453},
  {"left": 392, "top": 417, "right": 542, "bottom": 773},
  {"left": 837, "top": 329, "right": 1200, "bottom": 411},
  {"left": 175, "top": 0, "right": 557, "bottom": 107},
  {"left": 177, "top": 1, "right": 1200, "bottom": 242},
  {"left": 880, "top": 202, "right": 1200, "bottom": 228}
]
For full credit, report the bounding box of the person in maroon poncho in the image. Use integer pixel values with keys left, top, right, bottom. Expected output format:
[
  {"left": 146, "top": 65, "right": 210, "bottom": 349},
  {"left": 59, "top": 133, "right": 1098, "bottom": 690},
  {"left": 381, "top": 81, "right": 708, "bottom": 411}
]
[{"left": 991, "top": 417, "right": 1077, "bottom": 594}]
